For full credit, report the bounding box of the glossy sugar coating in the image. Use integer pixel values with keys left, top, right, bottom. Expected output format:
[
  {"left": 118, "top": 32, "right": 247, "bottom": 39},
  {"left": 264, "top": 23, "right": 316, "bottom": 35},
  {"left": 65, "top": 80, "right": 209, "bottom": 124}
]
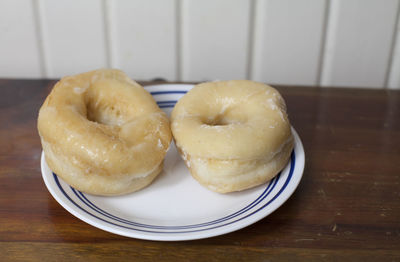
[
  {"left": 171, "top": 80, "right": 293, "bottom": 193},
  {"left": 38, "top": 69, "right": 172, "bottom": 196}
]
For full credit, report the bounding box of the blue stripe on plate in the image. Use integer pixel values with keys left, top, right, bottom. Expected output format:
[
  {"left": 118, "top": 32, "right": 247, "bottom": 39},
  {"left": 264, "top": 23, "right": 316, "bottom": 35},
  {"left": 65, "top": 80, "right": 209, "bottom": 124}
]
[
  {"left": 70, "top": 173, "right": 278, "bottom": 229},
  {"left": 150, "top": 91, "right": 187, "bottom": 95},
  {"left": 53, "top": 152, "right": 295, "bottom": 234},
  {"left": 157, "top": 100, "right": 179, "bottom": 104},
  {"left": 159, "top": 105, "right": 176, "bottom": 108}
]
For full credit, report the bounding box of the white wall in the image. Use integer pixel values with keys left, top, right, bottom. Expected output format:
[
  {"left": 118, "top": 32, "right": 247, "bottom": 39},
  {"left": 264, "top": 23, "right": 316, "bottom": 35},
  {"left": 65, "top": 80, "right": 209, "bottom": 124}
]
[{"left": 0, "top": 0, "right": 399, "bottom": 89}]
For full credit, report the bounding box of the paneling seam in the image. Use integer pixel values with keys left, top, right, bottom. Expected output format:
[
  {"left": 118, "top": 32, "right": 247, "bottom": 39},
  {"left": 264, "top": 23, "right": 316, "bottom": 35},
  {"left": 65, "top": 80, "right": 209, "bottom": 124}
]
[
  {"left": 316, "top": 0, "right": 330, "bottom": 87},
  {"left": 246, "top": 0, "right": 256, "bottom": 80},
  {"left": 384, "top": 0, "right": 400, "bottom": 89},
  {"left": 176, "top": 0, "right": 182, "bottom": 81},
  {"left": 102, "top": 0, "right": 112, "bottom": 68},
  {"left": 32, "top": 0, "right": 47, "bottom": 78},
  {"left": 319, "top": 0, "right": 339, "bottom": 87}
]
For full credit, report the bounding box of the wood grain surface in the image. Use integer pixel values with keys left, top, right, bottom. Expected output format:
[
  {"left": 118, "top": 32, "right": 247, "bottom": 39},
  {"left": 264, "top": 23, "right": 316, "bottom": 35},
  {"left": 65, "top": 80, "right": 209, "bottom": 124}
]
[{"left": 0, "top": 79, "right": 399, "bottom": 261}]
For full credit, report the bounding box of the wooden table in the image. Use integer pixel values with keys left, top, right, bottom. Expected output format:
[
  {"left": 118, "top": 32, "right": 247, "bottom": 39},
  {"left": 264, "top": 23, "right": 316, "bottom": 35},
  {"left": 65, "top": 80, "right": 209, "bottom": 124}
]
[{"left": 1, "top": 79, "right": 399, "bottom": 261}]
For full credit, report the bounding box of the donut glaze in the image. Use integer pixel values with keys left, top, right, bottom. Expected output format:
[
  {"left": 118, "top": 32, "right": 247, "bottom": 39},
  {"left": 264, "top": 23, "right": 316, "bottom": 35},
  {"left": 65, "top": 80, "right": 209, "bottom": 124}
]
[
  {"left": 171, "top": 80, "right": 293, "bottom": 193},
  {"left": 38, "top": 69, "right": 172, "bottom": 195}
]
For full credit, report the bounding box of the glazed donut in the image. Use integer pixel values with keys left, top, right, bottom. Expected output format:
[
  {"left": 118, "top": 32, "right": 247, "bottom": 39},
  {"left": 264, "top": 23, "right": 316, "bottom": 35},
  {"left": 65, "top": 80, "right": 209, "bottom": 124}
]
[
  {"left": 171, "top": 80, "right": 293, "bottom": 193},
  {"left": 38, "top": 69, "right": 172, "bottom": 196}
]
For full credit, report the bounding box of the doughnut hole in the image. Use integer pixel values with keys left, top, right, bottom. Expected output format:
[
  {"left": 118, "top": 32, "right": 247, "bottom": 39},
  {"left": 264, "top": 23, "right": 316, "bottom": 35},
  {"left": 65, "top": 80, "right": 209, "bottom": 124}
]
[
  {"left": 84, "top": 79, "right": 138, "bottom": 126},
  {"left": 86, "top": 100, "right": 124, "bottom": 126},
  {"left": 200, "top": 104, "right": 250, "bottom": 127},
  {"left": 203, "top": 114, "right": 233, "bottom": 126}
]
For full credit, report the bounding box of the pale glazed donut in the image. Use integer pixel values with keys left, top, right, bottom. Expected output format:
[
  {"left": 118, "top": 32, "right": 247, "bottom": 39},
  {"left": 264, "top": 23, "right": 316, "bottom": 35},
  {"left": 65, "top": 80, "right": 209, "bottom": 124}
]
[
  {"left": 38, "top": 69, "right": 172, "bottom": 196},
  {"left": 171, "top": 80, "right": 294, "bottom": 193}
]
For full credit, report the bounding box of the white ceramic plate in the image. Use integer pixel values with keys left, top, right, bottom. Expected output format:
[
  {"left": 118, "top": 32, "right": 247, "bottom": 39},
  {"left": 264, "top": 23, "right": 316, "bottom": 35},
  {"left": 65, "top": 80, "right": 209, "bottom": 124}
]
[{"left": 41, "top": 84, "right": 305, "bottom": 241}]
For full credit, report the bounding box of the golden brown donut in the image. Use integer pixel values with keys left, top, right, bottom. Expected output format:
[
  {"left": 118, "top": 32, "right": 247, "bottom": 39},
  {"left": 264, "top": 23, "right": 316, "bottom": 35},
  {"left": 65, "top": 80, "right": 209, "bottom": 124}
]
[
  {"left": 38, "top": 69, "right": 172, "bottom": 196},
  {"left": 171, "top": 80, "right": 293, "bottom": 193}
]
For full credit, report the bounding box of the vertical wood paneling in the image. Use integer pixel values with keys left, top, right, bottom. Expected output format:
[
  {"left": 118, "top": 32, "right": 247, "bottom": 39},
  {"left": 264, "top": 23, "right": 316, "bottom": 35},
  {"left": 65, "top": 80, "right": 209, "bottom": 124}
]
[
  {"left": 38, "top": 0, "right": 108, "bottom": 78},
  {"left": 110, "top": 0, "right": 177, "bottom": 81},
  {"left": 181, "top": 0, "right": 251, "bottom": 82},
  {"left": 251, "top": 0, "right": 327, "bottom": 85},
  {"left": 0, "top": 0, "right": 399, "bottom": 87},
  {"left": 388, "top": 5, "right": 400, "bottom": 89},
  {"left": 0, "top": 0, "right": 43, "bottom": 78},
  {"left": 320, "top": 0, "right": 399, "bottom": 88}
]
